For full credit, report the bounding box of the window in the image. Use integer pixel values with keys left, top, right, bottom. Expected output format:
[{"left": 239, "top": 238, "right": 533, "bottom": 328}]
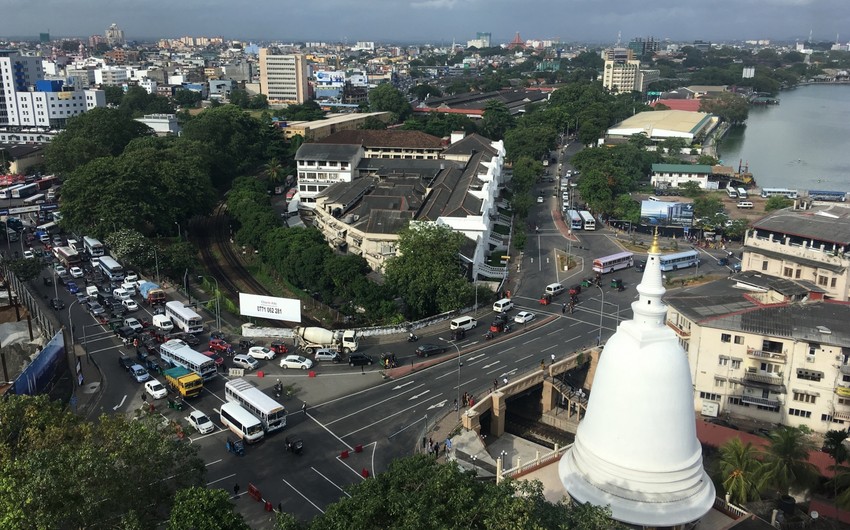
[
  {"left": 832, "top": 278, "right": 837, "bottom": 288},
  {"left": 822, "top": 414, "right": 833, "bottom": 422},
  {"left": 714, "top": 379, "right": 725, "bottom": 388},
  {"left": 762, "top": 261, "right": 769, "bottom": 271},
  {"left": 734, "top": 336, "right": 744, "bottom": 345},
  {"left": 792, "top": 392, "right": 817, "bottom": 404},
  {"left": 728, "top": 397, "right": 742, "bottom": 406},
  {"left": 783, "top": 267, "right": 793, "bottom": 277},
  {"left": 718, "top": 356, "right": 729, "bottom": 366},
  {"left": 788, "top": 408, "right": 811, "bottom": 418},
  {"left": 721, "top": 333, "right": 731, "bottom": 343},
  {"left": 839, "top": 397, "right": 850, "bottom": 406},
  {"left": 731, "top": 359, "right": 742, "bottom": 370},
  {"left": 818, "top": 275, "right": 829, "bottom": 286},
  {"left": 699, "top": 392, "right": 720, "bottom": 401},
  {"left": 795, "top": 269, "right": 801, "bottom": 279},
  {"left": 796, "top": 369, "right": 823, "bottom": 382}
]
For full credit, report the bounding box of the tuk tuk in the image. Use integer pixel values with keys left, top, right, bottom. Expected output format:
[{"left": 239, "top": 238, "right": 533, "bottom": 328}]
[
  {"left": 226, "top": 437, "right": 245, "bottom": 456},
  {"left": 569, "top": 284, "right": 582, "bottom": 296},
  {"left": 451, "top": 328, "right": 466, "bottom": 341},
  {"left": 270, "top": 341, "right": 289, "bottom": 355},
  {"left": 611, "top": 278, "right": 624, "bottom": 291},
  {"left": 284, "top": 436, "right": 303, "bottom": 455},
  {"left": 539, "top": 293, "right": 552, "bottom": 305}
]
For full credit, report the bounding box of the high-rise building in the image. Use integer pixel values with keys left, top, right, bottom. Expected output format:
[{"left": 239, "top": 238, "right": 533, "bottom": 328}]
[
  {"left": 259, "top": 48, "right": 309, "bottom": 105},
  {"left": 105, "top": 23, "right": 125, "bottom": 47},
  {"left": 602, "top": 48, "right": 641, "bottom": 94},
  {"left": 560, "top": 233, "right": 715, "bottom": 528},
  {"left": 0, "top": 50, "right": 44, "bottom": 125},
  {"left": 628, "top": 36, "right": 661, "bottom": 57},
  {"left": 467, "top": 32, "right": 492, "bottom": 49}
]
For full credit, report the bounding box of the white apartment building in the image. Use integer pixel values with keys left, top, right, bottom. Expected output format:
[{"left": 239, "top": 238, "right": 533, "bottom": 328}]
[
  {"left": 1, "top": 51, "right": 43, "bottom": 125},
  {"left": 743, "top": 201, "right": 850, "bottom": 301},
  {"left": 14, "top": 89, "right": 106, "bottom": 128},
  {"left": 666, "top": 272, "right": 850, "bottom": 434},
  {"left": 294, "top": 143, "right": 364, "bottom": 207},
  {"left": 258, "top": 49, "right": 309, "bottom": 105},
  {"left": 94, "top": 66, "right": 129, "bottom": 86}
]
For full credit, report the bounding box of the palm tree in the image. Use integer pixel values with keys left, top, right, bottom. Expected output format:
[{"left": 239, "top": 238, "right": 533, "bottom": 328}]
[
  {"left": 830, "top": 465, "right": 850, "bottom": 510},
  {"left": 718, "top": 438, "right": 764, "bottom": 504},
  {"left": 264, "top": 158, "right": 283, "bottom": 185},
  {"left": 760, "top": 426, "right": 819, "bottom": 496},
  {"left": 823, "top": 430, "right": 850, "bottom": 512}
]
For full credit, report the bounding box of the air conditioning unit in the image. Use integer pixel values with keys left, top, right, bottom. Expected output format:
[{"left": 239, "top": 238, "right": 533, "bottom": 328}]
[
  {"left": 837, "top": 355, "right": 844, "bottom": 362},
  {"left": 806, "top": 354, "right": 816, "bottom": 363}
]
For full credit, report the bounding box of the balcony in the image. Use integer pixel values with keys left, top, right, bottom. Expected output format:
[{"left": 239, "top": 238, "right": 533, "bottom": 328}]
[
  {"left": 666, "top": 321, "right": 690, "bottom": 337},
  {"left": 746, "top": 348, "right": 786, "bottom": 361},
  {"left": 834, "top": 411, "right": 850, "bottom": 422},
  {"left": 477, "top": 263, "right": 507, "bottom": 278},
  {"left": 739, "top": 395, "right": 781, "bottom": 410},
  {"left": 836, "top": 385, "right": 850, "bottom": 398}
]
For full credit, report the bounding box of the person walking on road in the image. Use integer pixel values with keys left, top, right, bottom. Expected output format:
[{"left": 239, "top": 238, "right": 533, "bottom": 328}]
[
  {"left": 301, "top": 402, "right": 307, "bottom": 414},
  {"left": 233, "top": 483, "right": 240, "bottom": 498}
]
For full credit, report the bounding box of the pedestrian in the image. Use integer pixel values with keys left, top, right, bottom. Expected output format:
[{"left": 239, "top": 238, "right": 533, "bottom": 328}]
[
  {"left": 551, "top": 353, "right": 556, "bottom": 364},
  {"left": 503, "top": 377, "right": 508, "bottom": 386},
  {"left": 233, "top": 483, "right": 240, "bottom": 498},
  {"left": 562, "top": 302, "right": 567, "bottom": 314},
  {"left": 445, "top": 437, "right": 452, "bottom": 455},
  {"left": 469, "top": 395, "right": 475, "bottom": 407},
  {"left": 423, "top": 437, "right": 427, "bottom": 449},
  {"left": 278, "top": 502, "right": 282, "bottom": 513},
  {"left": 493, "top": 378, "right": 499, "bottom": 390},
  {"left": 428, "top": 437, "right": 433, "bottom": 449},
  {"left": 540, "top": 359, "right": 546, "bottom": 370},
  {"left": 453, "top": 398, "right": 458, "bottom": 411},
  {"left": 302, "top": 402, "right": 307, "bottom": 414},
  {"left": 432, "top": 442, "right": 439, "bottom": 457}
]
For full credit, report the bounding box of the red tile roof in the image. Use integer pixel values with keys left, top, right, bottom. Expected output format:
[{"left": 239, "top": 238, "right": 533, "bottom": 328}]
[{"left": 651, "top": 99, "right": 703, "bottom": 112}]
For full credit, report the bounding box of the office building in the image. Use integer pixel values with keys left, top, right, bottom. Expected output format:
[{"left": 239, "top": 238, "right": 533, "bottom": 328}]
[
  {"left": 105, "top": 23, "right": 125, "bottom": 47},
  {"left": 258, "top": 48, "right": 309, "bottom": 105},
  {"left": 602, "top": 48, "right": 640, "bottom": 94}
]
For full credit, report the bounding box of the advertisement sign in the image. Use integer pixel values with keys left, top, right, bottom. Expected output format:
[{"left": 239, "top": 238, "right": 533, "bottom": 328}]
[
  {"left": 315, "top": 71, "right": 346, "bottom": 87},
  {"left": 239, "top": 293, "right": 301, "bottom": 322},
  {"left": 639, "top": 200, "right": 693, "bottom": 228}
]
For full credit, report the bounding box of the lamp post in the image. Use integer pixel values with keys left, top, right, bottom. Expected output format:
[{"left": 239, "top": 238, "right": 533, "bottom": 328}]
[
  {"left": 153, "top": 246, "right": 160, "bottom": 284},
  {"left": 174, "top": 222, "right": 182, "bottom": 240},
  {"left": 67, "top": 300, "right": 78, "bottom": 345},
  {"left": 197, "top": 275, "right": 221, "bottom": 331},
  {"left": 595, "top": 284, "right": 605, "bottom": 346},
  {"left": 440, "top": 337, "right": 462, "bottom": 420}
]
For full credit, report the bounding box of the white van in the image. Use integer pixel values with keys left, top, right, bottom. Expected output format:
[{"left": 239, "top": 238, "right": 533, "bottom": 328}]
[
  {"left": 450, "top": 316, "right": 478, "bottom": 331},
  {"left": 112, "top": 288, "right": 131, "bottom": 301},
  {"left": 737, "top": 201, "right": 754, "bottom": 209},
  {"left": 152, "top": 314, "right": 173, "bottom": 332},
  {"left": 120, "top": 281, "right": 137, "bottom": 294},
  {"left": 86, "top": 285, "right": 99, "bottom": 298},
  {"left": 493, "top": 298, "right": 514, "bottom": 313},
  {"left": 545, "top": 283, "right": 565, "bottom": 296}
]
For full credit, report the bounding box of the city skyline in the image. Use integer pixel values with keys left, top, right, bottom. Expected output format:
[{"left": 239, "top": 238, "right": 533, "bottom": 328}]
[{"left": 1, "top": 0, "right": 848, "bottom": 45}]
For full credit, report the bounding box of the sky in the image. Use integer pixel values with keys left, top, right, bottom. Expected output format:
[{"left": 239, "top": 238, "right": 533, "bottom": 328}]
[{"left": 1, "top": 0, "right": 848, "bottom": 45}]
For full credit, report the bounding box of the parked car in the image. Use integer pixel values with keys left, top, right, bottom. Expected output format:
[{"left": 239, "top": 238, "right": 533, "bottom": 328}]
[
  {"left": 88, "top": 302, "right": 105, "bottom": 316},
  {"left": 54, "top": 264, "right": 67, "bottom": 275},
  {"left": 124, "top": 318, "right": 143, "bottom": 332},
  {"left": 119, "top": 355, "right": 135, "bottom": 372},
  {"left": 144, "top": 380, "right": 168, "bottom": 399},
  {"left": 232, "top": 354, "right": 259, "bottom": 371},
  {"left": 514, "top": 311, "right": 535, "bottom": 324},
  {"left": 50, "top": 298, "right": 65, "bottom": 310},
  {"left": 186, "top": 410, "right": 214, "bottom": 434},
  {"left": 415, "top": 344, "right": 447, "bottom": 358},
  {"left": 279, "top": 355, "right": 314, "bottom": 370},
  {"left": 348, "top": 353, "right": 374, "bottom": 367},
  {"left": 247, "top": 346, "right": 277, "bottom": 360},
  {"left": 168, "top": 332, "right": 199, "bottom": 346},
  {"left": 65, "top": 281, "right": 79, "bottom": 294},
  {"left": 208, "top": 338, "right": 232, "bottom": 354}
]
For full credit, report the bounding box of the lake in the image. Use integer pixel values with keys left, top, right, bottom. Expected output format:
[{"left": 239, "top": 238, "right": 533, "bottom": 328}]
[{"left": 717, "top": 84, "right": 850, "bottom": 192}]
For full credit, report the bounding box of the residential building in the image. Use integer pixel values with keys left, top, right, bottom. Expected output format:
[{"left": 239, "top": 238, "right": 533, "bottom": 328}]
[
  {"left": 602, "top": 48, "right": 640, "bottom": 94},
  {"left": 467, "top": 32, "right": 492, "bottom": 49},
  {"left": 316, "top": 130, "right": 443, "bottom": 160},
  {"left": 651, "top": 164, "right": 714, "bottom": 189},
  {"left": 294, "top": 143, "right": 364, "bottom": 207},
  {"left": 665, "top": 271, "right": 850, "bottom": 433},
  {"left": 258, "top": 49, "right": 309, "bottom": 105},
  {"left": 135, "top": 114, "right": 180, "bottom": 136},
  {"left": 94, "top": 66, "right": 129, "bottom": 86},
  {"left": 743, "top": 202, "right": 850, "bottom": 301}
]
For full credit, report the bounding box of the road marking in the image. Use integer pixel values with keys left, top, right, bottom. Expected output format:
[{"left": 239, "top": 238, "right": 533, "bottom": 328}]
[
  {"left": 325, "top": 384, "right": 426, "bottom": 426},
  {"left": 409, "top": 390, "right": 430, "bottom": 400},
  {"left": 547, "top": 329, "right": 562, "bottom": 336},
  {"left": 282, "top": 477, "right": 325, "bottom": 514},
  {"left": 205, "top": 459, "right": 223, "bottom": 467},
  {"left": 341, "top": 394, "right": 441, "bottom": 439},
  {"left": 206, "top": 473, "right": 235, "bottom": 486},
  {"left": 89, "top": 345, "right": 124, "bottom": 354},
  {"left": 486, "top": 365, "right": 506, "bottom": 374},
  {"left": 500, "top": 369, "right": 518, "bottom": 378},
  {"left": 541, "top": 344, "right": 559, "bottom": 352},
  {"left": 311, "top": 467, "right": 352, "bottom": 497},
  {"left": 515, "top": 354, "right": 533, "bottom": 363},
  {"left": 481, "top": 361, "right": 501, "bottom": 369},
  {"left": 112, "top": 395, "right": 127, "bottom": 410},
  {"left": 435, "top": 371, "right": 456, "bottom": 380},
  {"left": 427, "top": 399, "right": 447, "bottom": 410},
  {"left": 307, "top": 412, "right": 354, "bottom": 451},
  {"left": 467, "top": 353, "right": 486, "bottom": 362},
  {"left": 393, "top": 381, "right": 415, "bottom": 390},
  {"left": 337, "top": 454, "right": 369, "bottom": 480},
  {"left": 524, "top": 336, "right": 540, "bottom": 343},
  {"left": 500, "top": 346, "right": 515, "bottom": 353}
]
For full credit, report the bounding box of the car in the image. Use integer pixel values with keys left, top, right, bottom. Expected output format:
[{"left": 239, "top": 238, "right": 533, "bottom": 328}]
[
  {"left": 119, "top": 355, "right": 135, "bottom": 372},
  {"left": 415, "top": 344, "right": 447, "bottom": 358},
  {"left": 208, "top": 338, "right": 232, "bottom": 353},
  {"left": 279, "top": 355, "right": 314, "bottom": 370},
  {"left": 23, "top": 250, "right": 34, "bottom": 259},
  {"left": 716, "top": 257, "right": 729, "bottom": 267},
  {"left": 201, "top": 350, "right": 225, "bottom": 367},
  {"left": 144, "top": 380, "right": 168, "bottom": 399},
  {"left": 124, "top": 318, "right": 143, "bottom": 332},
  {"left": 232, "top": 354, "right": 259, "bottom": 371},
  {"left": 514, "top": 311, "right": 535, "bottom": 324},
  {"left": 186, "top": 410, "right": 214, "bottom": 435},
  {"left": 75, "top": 292, "right": 87, "bottom": 304},
  {"left": 50, "top": 298, "right": 65, "bottom": 310},
  {"left": 168, "top": 332, "right": 199, "bottom": 346},
  {"left": 66, "top": 281, "right": 79, "bottom": 294},
  {"left": 536, "top": 195, "right": 544, "bottom": 203},
  {"left": 88, "top": 302, "right": 105, "bottom": 316},
  {"left": 56, "top": 271, "right": 71, "bottom": 285},
  {"left": 247, "top": 346, "right": 277, "bottom": 360},
  {"left": 52, "top": 236, "right": 63, "bottom": 247},
  {"left": 53, "top": 264, "right": 67, "bottom": 275},
  {"left": 732, "top": 262, "right": 742, "bottom": 272},
  {"left": 122, "top": 299, "right": 139, "bottom": 312},
  {"left": 69, "top": 266, "right": 84, "bottom": 278},
  {"left": 124, "top": 271, "right": 139, "bottom": 283},
  {"left": 314, "top": 349, "right": 343, "bottom": 363},
  {"left": 348, "top": 353, "right": 374, "bottom": 366},
  {"left": 635, "top": 260, "right": 646, "bottom": 272}
]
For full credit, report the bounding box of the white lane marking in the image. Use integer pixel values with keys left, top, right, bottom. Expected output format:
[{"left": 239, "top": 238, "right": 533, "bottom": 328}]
[
  {"left": 408, "top": 390, "right": 430, "bottom": 400},
  {"left": 454, "top": 378, "right": 478, "bottom": 391},
  {"left": 206, "top": 473, "right": 235, "bottom": 486},
  {"left": 467, "top": 353, "right": 486, "bottom": 362},
  {"left": 515, "top": 354, "right": 533, "bottom": 363},
  {"left": 427, "top": 399, "right": 447, "bottom": 410},
  {"left": 325, "top": 384, "right": 426, "bottom": 426},
  {"left": 311, "top": 467, "right": 352, "bottom": 497},
  {"left": 205, "top": 459, "right": 223, "bottom": 466},
  {"left": 541, "top": 344, "right": 559, "bottom": 352},
  {"left": 112, "top": 394, "right": 127, "bottom": 410},
  {"left": 481, "top": 361, "right": 501, "bottom": 369},
  {"left": 341, "top": 393, "right": 442, "bottom": 439},
  {"left": 524, "top": 336, "right": 540, "bottom": 343},
  {"left": 281, "top": 477, "right": 325, "bottom": 514},
  {"left": 307, "top": 412, "right": 354, "bottom": 451},
  {"left": 393, "top": 381, "right": 415, "bottom": 390}
]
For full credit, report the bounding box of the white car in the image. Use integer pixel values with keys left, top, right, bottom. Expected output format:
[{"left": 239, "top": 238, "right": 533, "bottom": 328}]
[
  {"left": 186, "top": 410, "right": 214, "bottom": 435},
  {"left": 124, "top": 318, "right": 143, "bottom": 331},
  {"left": 69, "top": 266, "right": 84, "bottom": 278},
  {"left": 514, "top": 311, "right": 535, "bottom": 324},
  {"left": 247, "top": 346, "right": 276, "bottom": 360},
  {"left": 232, "top": 354, "right": 259, "bottom": 371},
  {"left": 279, "top": 355, "right": 314, "bottom": 370},
  {"left": 122, "top": 299, "right": 139, "bottom": 312},
  {"left": 536, "top": 196, "right": 544, "bottom": 203},
  {"left": 124, "top": 271, "right": 139, "bottom": 283},
  {"left": 144, "top": 380, "right": 168, "bottom": 400},
  {"left": 23, "top": 250, "right": 34, "bottom": 259},
  {"left": 54, "top": 264, "right": 67, "bottom": 275}
]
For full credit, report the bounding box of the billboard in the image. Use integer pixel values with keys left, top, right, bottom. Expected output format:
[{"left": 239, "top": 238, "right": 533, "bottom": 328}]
[
  {"left": 639, "top": 200, "right": 694, "bottom": 228},
  {"left": 239, "top": 293, "right": 301, "bottom": 322},
  {"left": 13, "top": 330, "right": 66, "bottom": 396}
]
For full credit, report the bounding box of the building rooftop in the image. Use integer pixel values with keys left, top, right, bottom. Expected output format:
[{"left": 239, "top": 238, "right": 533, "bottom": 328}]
[
  {"left": 650, "top": 99, "right": 703, "bottom": 112},
  {"left": 442, "top": 133, "right": 498, "bottom": 157},
  {"left": 652, "top": 163, "right": 712, "bottom": 174},
  {"left": 316, "top": 129, "right": 443, "bottom": 149},
  {"left": 751, "top": 203, "right": 850, "bottom": 247},
  {"left": 295, "top": 143, "right": 362, "bottom": 161},
  {"left": 608, "top": 109, "right": 713, "bottom": 137}
]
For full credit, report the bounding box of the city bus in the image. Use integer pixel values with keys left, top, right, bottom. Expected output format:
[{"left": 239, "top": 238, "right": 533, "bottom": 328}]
[
  {"left": 725, "top": 187, "right": 738, "bottom": 199},
  {"left": 579, "top": 210, "right": 596, "bottom": 230},
  {"left": 160, "top": 339, "right": 217, "bottom": 381},
  {"left": 809, "top": 190, "right": 847, "bottom": 202},
  {"left": 219, "top": 402, "right": 265, "bottom": 444},
  {"left": 760, "top": 188, "right": 798, "bottom": 199},
  {"left": 592, "top": 252, "right": 635, "bottom": 274},
  {"left": 224, "top": 378, "right": 287, "bottom": 433},
  {"left": 164, "top": 300, "right": 204, "bottom": 334},
  {"left": 83, "top": 236, "right": 105, "bottom": 257},
  {"left": 0, "top": 184, "right": 25, "bottom": 199},
  {"left": 23, "top": 193, "right": 44, "bottom": 204},
  {"left": 658, "top": 250, "right": 700, "bottom": 272},
  {"left": 11, "top": 183, "right": 37, "bottom": 199},
  {"left": 98, "top": 255, "right": 124, "bottom": 281},
  {"left": 54, "top": 246, "right": 81, "bottom": 268},
  {"left": 566, "top": 210, "right": 583, "bottom": 230},
  {"left": 736, "top": 187, "right": 748, "bottom": 199}
]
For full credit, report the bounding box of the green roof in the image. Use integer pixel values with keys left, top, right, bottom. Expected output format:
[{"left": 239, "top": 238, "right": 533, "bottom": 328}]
[{"left": 651, "top": 164, "right": 712, "bottom": 174}]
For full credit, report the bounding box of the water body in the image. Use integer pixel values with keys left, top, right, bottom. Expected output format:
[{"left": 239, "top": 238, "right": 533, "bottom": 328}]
[{"left": 717, "top": 84, "right": 850, "bottom": 191}]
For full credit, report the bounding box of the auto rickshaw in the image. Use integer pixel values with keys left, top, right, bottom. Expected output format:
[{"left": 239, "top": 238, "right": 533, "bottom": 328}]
[
  {"left": 270, "top": 341, "right": 289, "bottom": 355},
  {"left": 611, "top": 278, "right": 624, "bottom": 291},
  {"left": 569, "top": 284, "right": 582, "bottom": 296},
  {"left": 285, "top": 436, "right": 303, "bottom": 455},
  {"left": 226, "top": 437, "right": 245, "bottom": 456},
  {"left": 451, "top": 328, "right": 466, "bottom": 341},
  {"left": 539, "top": 293, "right": 552, "bottom": 305}
]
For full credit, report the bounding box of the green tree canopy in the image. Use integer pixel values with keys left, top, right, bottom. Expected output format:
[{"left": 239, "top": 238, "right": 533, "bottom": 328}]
[
  {"left": 699, "top": 92, "right": 750, "bottom": 125},
  {"left": 369, "top": 83, "right": 412, "bottom": 122},
  {"left": 5, "top": 257, "right": 44, "bottom": 281},
  {"left": 504, "top": 124, "right": 557, "bottom": 162},
  {"left": 119, "top": 85, "right": 175, "bottom": 117},
  {"left": 760, "top": 426, "right": 819, "bottom": 496},
  {"left": 480, "top": 99, "right": 515, "bottom": 140},
  {"left": 764, "top": 195, "right": 793, "bottom": 211},
  {"left": 409, "top": 83, "right": 442, "bottom": 100},
  {"left": 718, "top": 438, "right": 764, "bottom": 504},
  {"left": 167, "top": 487, "right": 250, "bottom": 530}
]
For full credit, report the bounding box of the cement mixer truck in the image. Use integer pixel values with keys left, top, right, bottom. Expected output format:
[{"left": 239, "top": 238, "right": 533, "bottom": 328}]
[{"left": 295, "top": 326, "right": 359, "bottom": 354}]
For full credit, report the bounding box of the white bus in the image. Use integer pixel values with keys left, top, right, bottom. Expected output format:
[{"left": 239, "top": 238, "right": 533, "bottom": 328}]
[
  {"left": 760, "top": 188, "right": 798, "bottom": 199},
  {"left": 566, "top": 210, "right": 583, "bottom": 230},
  {"left": 736, "top": 187, "right": 748, "bottom": 199},
  {"left": 726, "top": 187, "right": 738, "bottom": 199},
  {"left": 224, "top": 378, "right": 287, "bottom": 433},
  {"left": 579, "top": 210, "right": 596, "bottom": 231},
  {"left": 165, "top": 300, "right": 204, "bottom": 334},
  {"left": 219, "top": 402, "right": 264, "bottom": 444},
  {"left": 83, "top": 236, "right": 105, "bottom": 257},
  {"left": 160, "top": 339, "right": 217, "bottom": 381},
  {"left": 0, "top": 184, "right": 25, "bottom": 199},
  {"left": 23, "top": 193, "right": 44, "bottom": 204},
  {"left": 659, "top": 250, "right": 700, "bottom": 272},
  {"left": 11, "top": 183, "right": 37, "bottom": 199},
  {"left": 98, "top": 255, "right": 124, "bottom": 281},
  {"left": 54, "top": 246, "right": 81, "bottom": 268},
  {"left": 592, "top": 252, "right": 634, "bottom": 274}
]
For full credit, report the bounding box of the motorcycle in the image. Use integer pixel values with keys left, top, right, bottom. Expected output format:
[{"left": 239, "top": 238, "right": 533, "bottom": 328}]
[
  {"left": 484, "top": 331, "right": 494, "bottom": 340},
  {"left": 407, "top": 333, "right": 418, "bottom": 342}
]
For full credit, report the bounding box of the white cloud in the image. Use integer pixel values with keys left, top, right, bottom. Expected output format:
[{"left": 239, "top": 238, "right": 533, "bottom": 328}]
[{"left": 411, "top": 0, "right": 460, "bottom": 9}]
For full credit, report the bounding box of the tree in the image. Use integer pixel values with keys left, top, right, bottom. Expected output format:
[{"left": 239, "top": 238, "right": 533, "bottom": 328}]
[
  {"left": 265, "top": 158, "right": 284, "bottom": 185},
  {"left": 678, "top": 181, "right": 704, "bottom": 199},
  {"left": 409, "top": 83, "right": 442, "bottom": 101},
  {"left": 4, "top": 257, "right": 44, "bottom": 281},
  {"left": 0, "top": 395, "right": 204, "bottom": 529},
  {"left": 167, "top": 487, "right": 250, "bottom": 530},
  {"left": 718, "top": 438, "right": 764, "bottom": 504},
  {"left": 311, "top": 454, "right": 618, "bottom": 530},
  {"left": 44, "top": 108, "right": 154, "bottom": 175},
  {"left": 504, "top": 124, "right": 557, "bottom": 162},
  {"left": 173, "top": 89, "right": 203, "bottom": 108},
  {"left": 385, "top": 224, "right": 474, "bottom": 319},
  {"left": 692, "top": 195, "right": 724, "bottom": 219},
  {"left": 368, "top": 83, "right": 412, "bottom": 122},
  {"left": 120, "top": 85, "right": 174, "bottom": 117},
  {"left": 480, "top": 100, "right": 514, "bottom": 140},
  {"left": 359, "top": 116, "right": 387, "bottom": 130},
  {"left": 699, "top": 93, "right": 749, "bottom": 125},
  {"left": 764, "top": 196, "right": 793, "bottom": 211},
  {"left": 103, "top": 84, "right": 125, "bottom": 106},
  {"left": 760, "top": 426, "right": 819, "bottom": 496}
]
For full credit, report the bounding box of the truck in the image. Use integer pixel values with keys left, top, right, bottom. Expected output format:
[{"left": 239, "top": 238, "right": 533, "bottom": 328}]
[
  {"left": 295, "top": 326, "right": 359, "bottom": 355},
  {"left": 138, "top": 281, "right": 166, "bottom": 305},
  {"left": 163, "top": 366, "right": 203, "bottom": 398}
]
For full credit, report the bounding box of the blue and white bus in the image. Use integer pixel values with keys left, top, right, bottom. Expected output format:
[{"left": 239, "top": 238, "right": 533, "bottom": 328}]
[
  {"left": 809, "top": 190, "right": 847, "bottom": 202},
  {"left": 566, "top": 210, "right": 583, "bottom": 230},
  {"left": 659, "top": 250, "right": 700, "bottom": 272},
  {"left": 160, "top": 339, "right": 217, "bottom": 381},
  {"left": 225, "top": 378, "right": 287, "bottom": 433},
  {"left": 579, "top": 210, "right": 596, "bottom": 231},
  {"left": 0, "top": 184, "right": 25, "bottom": 199},
  {"left": 760, "top": 188, "right": 798, "bottom": 199},
  {"left": 98, "top": 255, "right": 124, "bottom": 281}
]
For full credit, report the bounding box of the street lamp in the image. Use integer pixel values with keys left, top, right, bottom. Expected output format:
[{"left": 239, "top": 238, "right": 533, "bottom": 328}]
[
  {"left": 174, "top": 222, "right": 182, "bottom": 239},
  {"left": 595, "top": 284, "right": 604, "bottom": 346},
  {"left": 439, "top": 337, "right": 462, "bottom": 421},
  {"left": 197, "top": 275, "right": 221, "bottom": 331},
  {"left": 67, "top": 300, "right": 78, "bottom": 345}
]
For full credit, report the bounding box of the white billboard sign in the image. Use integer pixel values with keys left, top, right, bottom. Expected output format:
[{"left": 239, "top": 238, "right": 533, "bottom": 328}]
[{"left": 239, "top": 293, "right": 301, "bottom": 322}]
